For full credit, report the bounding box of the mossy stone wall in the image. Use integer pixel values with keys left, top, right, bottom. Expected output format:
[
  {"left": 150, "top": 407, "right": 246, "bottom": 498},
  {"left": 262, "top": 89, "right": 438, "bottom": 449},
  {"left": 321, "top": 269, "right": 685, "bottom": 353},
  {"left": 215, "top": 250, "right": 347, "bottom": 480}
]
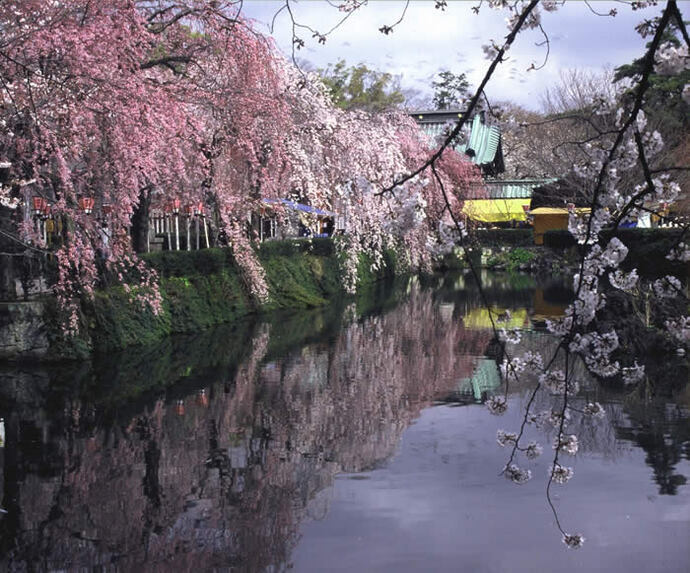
[{"left": 45, "top": 239, "right": 397, "bottom": 357}]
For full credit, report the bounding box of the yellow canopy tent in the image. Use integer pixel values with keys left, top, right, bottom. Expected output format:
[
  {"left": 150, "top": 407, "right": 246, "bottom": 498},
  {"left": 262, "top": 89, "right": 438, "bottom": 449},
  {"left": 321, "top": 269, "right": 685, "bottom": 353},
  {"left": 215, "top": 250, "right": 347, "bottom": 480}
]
[
  {"left": 462, "top": 199, "right": 531, "bottom": 223},
  {"left": 462, "top": 307, "right": 530, "bottom": 330}
]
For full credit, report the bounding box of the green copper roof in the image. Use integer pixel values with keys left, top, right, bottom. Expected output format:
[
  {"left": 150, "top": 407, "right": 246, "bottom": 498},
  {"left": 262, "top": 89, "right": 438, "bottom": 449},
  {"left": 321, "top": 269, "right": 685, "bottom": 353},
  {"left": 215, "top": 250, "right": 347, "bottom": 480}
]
[
  {"left": 459, "top": 115, "right": 501, "bottom": 167},
  {"left": 484, "top": 178, "right": 558, "bottom": 199},
  {"left": 412, "top": 111, "right": 502, "bottom": 170}
]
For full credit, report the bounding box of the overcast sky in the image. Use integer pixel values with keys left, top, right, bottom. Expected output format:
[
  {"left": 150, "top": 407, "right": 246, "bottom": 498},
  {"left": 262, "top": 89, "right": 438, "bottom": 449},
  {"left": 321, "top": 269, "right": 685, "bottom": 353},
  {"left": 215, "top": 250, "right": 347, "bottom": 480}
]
[{"left": 241, "top": 1, "right": 664, "bottom": 111}]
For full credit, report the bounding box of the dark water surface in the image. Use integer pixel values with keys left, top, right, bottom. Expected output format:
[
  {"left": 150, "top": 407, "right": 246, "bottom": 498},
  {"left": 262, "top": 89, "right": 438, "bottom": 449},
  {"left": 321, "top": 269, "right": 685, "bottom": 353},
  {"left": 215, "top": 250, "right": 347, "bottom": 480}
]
[{"left": 0, "top": 272, "right": 688, "bottom": 572}]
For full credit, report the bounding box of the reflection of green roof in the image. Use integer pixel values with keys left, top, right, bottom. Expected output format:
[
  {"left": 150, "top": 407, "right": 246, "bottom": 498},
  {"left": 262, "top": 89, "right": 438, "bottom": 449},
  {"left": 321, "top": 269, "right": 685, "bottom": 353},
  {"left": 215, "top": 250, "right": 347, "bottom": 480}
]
[{"left": 458, "top": 358, "right": 501, "bottom": 400}]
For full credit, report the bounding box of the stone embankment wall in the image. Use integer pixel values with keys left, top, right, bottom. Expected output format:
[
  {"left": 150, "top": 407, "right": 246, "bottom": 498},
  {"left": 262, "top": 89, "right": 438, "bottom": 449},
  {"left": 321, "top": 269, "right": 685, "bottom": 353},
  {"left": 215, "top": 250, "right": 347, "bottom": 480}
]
[{"left": 0, "top": 301, "right": 49, "bottom": 359}]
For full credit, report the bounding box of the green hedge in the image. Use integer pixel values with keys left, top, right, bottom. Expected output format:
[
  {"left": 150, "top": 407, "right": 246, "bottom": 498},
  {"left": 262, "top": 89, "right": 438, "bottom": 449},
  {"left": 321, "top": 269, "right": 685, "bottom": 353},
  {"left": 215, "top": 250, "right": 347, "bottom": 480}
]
[
  {"left": 142, "top": 247, "right": 235, "bottom": 277},
  {"left": 543, "top": 228, "right": 687, "bottom": 277},
  {"left": 601, "top": 229, "right": 685, "bottom": 276},
  {"left": 260, "top": 248, "right": 341, "bottom": 310},
  {"left": 474, "top": 229, "right": 533, "bottom": 247},
  {"left": 257, "top": 237, "right": 335, "bottom": 257},
  {"left": 543, "top": 230, "right": 577, "bottom": 249}
]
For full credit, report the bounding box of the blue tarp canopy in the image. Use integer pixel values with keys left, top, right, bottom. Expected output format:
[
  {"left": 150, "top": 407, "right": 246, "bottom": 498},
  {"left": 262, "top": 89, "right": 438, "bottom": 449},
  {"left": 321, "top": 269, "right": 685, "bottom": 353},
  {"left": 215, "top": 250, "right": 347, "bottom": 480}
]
[{"left": 262, "top": 198, "right": 334, "bottom": 217}]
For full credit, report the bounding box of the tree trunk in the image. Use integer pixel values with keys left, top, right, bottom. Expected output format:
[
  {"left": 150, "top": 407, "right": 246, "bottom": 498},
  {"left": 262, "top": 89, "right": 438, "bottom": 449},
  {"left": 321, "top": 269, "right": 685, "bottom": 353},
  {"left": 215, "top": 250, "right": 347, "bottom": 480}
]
[{"left": 131, "top": 187, "right": 151, "bottom": 253}]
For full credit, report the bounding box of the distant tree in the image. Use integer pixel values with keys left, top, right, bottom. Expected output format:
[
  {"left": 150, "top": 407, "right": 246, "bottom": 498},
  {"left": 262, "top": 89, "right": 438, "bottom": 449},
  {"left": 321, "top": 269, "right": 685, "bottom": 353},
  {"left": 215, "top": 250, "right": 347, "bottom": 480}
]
[
  {"left": 539, "top": 68, "right": 618, "bottom": 114},
  {"left": 431, "top": 70, "right": 471, "bottom": 110},
  {"left": 614, "top": 17, "right": 690, "bottom": 143},
  {"left": 318, "top": 60, "right": 405, "bottom": 111}
]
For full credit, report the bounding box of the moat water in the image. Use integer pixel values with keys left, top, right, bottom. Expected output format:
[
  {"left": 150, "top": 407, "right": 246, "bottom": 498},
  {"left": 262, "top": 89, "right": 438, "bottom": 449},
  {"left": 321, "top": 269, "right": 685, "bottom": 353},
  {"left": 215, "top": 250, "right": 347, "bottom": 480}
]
[{"left": 0, "top": 272, "right": 688, "bottom": 572}]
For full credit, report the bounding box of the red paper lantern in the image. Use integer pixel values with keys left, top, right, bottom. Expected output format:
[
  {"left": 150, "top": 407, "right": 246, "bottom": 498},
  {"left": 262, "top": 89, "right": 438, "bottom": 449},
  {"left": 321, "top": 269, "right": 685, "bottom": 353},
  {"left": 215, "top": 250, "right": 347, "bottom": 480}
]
[
  {"left": 194, "top": 202, "right": 204, "bottom": 216},
  {"left": 196, "top": 389, "right": 209, "bottom": 407},
  {"left": 172, "top": 198, "right": 181, "bottom": 214},
  {"left": 32, "top": 196, "right": 46, "bottom": 215},
  {"left": 175, "top": 399, "right": 185, "bottom": 416},
  {"left": 78, "top": 197, "right": 95, "bottom": 214},
  {"left": 102, "top": 203, "right": 112, "bottom": 216},
  {"left": 184, "top": 204, "right": 194, "bottom": 216}
]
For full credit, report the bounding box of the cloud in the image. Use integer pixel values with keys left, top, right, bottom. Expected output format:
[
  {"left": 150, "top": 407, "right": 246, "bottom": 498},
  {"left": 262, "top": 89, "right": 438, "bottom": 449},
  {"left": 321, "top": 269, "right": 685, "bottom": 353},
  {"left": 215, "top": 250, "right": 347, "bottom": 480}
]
[{"left": 242, "top": 1, "right": 662, "bottom": 111}]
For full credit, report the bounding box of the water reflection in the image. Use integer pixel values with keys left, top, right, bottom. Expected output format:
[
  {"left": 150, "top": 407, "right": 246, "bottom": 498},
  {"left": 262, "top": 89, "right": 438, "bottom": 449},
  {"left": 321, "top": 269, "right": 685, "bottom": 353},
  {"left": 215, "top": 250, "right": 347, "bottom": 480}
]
[{"left": 0, "top": 272, "right": 687, "bottom": 571}]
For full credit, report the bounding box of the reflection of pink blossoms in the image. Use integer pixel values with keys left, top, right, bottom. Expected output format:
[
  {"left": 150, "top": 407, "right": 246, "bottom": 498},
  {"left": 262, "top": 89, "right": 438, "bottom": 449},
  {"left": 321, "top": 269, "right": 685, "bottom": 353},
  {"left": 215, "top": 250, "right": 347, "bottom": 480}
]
[
  {"left": 583, "top": 402, "right": 606, "bottom": 419},
  {"left": 486, "top": 395, "right": 508, "bottom": 415}
]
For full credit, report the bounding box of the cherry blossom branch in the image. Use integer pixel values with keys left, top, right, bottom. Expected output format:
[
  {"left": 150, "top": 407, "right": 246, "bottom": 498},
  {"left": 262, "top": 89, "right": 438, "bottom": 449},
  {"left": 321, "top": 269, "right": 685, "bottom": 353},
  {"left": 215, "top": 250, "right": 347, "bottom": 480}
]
[
  {"left": 140, "top": 55, "right": 192, "bottom": 71},
  {"left": 650, "top": 166, "right": 690, "bottom": 174},
  {"left": 518, "top": 114, "right": 611, "bottom": 135},
  {"left": 147, "top": 8, "right": 193, "bottom": 33},
  {"left": 573, "top": 0, "right": 675, "bottom": 289},
  {"left": 611, "top": 130, "right": 657, "bottom": 228}
]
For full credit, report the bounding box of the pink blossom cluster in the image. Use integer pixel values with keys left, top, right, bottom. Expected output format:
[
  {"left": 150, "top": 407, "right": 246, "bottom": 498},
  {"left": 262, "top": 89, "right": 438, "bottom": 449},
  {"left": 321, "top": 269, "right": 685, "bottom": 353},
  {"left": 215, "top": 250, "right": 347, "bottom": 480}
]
[{"left": 0, "top": 0, "right": 483, "bottom": 327}]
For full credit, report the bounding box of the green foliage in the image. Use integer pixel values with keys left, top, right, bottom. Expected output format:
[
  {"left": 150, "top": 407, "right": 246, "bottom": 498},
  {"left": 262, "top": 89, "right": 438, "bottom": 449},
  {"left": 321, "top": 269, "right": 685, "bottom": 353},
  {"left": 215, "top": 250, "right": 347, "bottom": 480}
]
[
  {"left": 161, "top": 271, "right": 251, "bottom": 332},
  {"left": 85, "top": 286, "right": 172, "bottom": 350},
  {"left": 432, "top": 70, "right": 471, "bottom": 110},
  {"left": 507, "top": 247, "right": 536, "bottom": 271},
  {"left": 259, "top": 249, "right": 341, "bottom": 310},
  {"left": 319, "top": 59, "right": 405, "bottom": 111},
  {"left": 437, "top": 247, "right": 474, "bottom": 271},
  {"left": 485, "top": 247, "right": 536, "bottom": 272},
  {"left": 142, "top": 248, "right": 234, "bottom": 278},
  {"left": 42, "top": 297, "right": 92, "bottom": 360},
  {"left": 614, "top": 20, "right": 689, "bottom": 145},
  {"left": 356, "top": 249, "right": 398, "bottom": 285}
]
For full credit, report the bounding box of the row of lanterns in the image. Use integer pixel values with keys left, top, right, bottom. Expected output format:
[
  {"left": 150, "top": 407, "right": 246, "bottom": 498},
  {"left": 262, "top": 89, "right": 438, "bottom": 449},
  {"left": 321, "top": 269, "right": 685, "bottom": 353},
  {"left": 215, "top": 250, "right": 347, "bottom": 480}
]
[
  {"left": 31, "top": 196, "right": 207, "bottom": 218},
  {"left": 165, "top": 198, "right": 205, "bottom": 217},
  {"left": 32, "top": 195, "right": 210, "bottom": 217},
  {"left": 30, "top": 195, "right": 209, "bottom": 251},
  {"left": 31, "top": 196, "right": 102, "bottom": 218},
  {"left": 175, "top": 389, "right": 209, "bottom": 416},
  {"left": 31, "top": 196, "right": 105, "bottom": 245},
  {"left": 163, "top": 199, "right": 209, "bottom": 251}
]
